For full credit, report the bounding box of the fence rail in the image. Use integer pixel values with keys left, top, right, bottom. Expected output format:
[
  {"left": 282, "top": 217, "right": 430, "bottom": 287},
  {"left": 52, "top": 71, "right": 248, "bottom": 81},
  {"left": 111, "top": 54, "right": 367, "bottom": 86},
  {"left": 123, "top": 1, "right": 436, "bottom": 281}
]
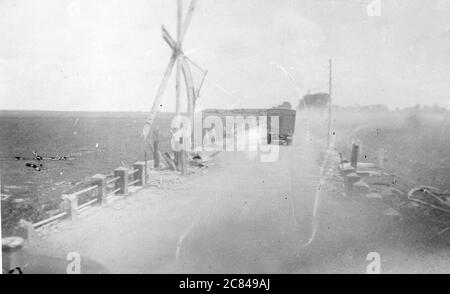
[
  {"left": 79, "top": 198, "right": 98, "bottom": 210},
  {"left": 128, "top": 179, "right": 140, "bottom": 186},
  {"left": 128, "top": 169, "right": 139, "bottom": 175},
  {"left": 106, "top": 187, "right": 121, "bottom": 198},
  {"left": 30, "top": 161, "right": 147, "bottom": 229},
  {"left": 32, "top": 211, "right": 68, "bottom": 229},
  {"left": 72, "top": 185, "right": 98, "bottom": 197},
  {"left": 107, "top": 176, "right": 120, "bottom": 184}
]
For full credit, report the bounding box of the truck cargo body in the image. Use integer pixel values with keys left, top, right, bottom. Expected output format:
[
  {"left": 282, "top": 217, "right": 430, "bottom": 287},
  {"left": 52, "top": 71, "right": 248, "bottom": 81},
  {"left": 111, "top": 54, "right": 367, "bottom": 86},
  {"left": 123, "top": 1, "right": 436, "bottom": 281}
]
[{"left": 267, "top": 109, "right": 296, "bottom": 145}]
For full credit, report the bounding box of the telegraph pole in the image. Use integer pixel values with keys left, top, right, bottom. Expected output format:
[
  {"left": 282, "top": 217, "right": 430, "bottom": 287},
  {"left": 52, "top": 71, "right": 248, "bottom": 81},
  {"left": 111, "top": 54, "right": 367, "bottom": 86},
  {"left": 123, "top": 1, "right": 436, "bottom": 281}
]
[
  {"left": 176, "top": 0, "right": 187, "bottom": 175},
  {"left": 327, "top": 59, "right": 332, "bottom": 148},
  {"left": 175, "top": 0, "right": 182, "bottom": 115}
]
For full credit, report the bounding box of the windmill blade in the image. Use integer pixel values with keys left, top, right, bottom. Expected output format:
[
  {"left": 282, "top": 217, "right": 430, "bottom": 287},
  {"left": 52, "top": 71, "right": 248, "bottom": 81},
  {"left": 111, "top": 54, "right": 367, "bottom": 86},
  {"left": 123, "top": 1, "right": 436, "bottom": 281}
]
[
  {"left": 177, "top": 0, "right": 183, "bottom": 42},
  {"left": 182, "top": 56, "right": 208, "bottom": 102},
  {"left": 180, "top": 0, "right": 198, "bottom": 44},
  {"left": 175, "top": 0, "right": 183, "bottom": 115},
  {"left": 161, "top": 25, "right": 177, "bottom": 50},
  {"left": 175, "top": 57, "right": 182, "bottom": 115},
  {"left": 143, "top": 53, "right": 178, "bottom": 140},
  {"left": 197, "top": 69, "right": 208, "bottom": 97},
  {"left": 181, "top": 57, "right": 195, "bottom": 113},
  {"left": 185, "top": 56, "right": 208, "bottom": 97}
]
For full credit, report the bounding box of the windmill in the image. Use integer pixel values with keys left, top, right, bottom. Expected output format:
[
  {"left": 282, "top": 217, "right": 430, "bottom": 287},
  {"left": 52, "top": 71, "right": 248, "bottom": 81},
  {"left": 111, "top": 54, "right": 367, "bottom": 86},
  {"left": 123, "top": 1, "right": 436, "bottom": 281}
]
[{"left": 142, "top": 0, "right": 207, "bottom": 141}]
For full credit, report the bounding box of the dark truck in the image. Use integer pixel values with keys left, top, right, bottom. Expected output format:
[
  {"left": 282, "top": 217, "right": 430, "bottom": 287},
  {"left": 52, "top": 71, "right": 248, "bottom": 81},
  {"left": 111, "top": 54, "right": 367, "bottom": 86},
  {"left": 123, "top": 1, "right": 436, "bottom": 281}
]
[{"left": 267, "top": 108, "right": 296, "bottom": 145}]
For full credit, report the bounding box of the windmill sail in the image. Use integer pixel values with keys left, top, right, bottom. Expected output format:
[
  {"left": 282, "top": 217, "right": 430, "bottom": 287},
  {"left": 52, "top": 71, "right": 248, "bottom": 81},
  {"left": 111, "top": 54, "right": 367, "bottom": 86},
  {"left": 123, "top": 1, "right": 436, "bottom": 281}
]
[
  {"left": 142, "top": 0, "right": 202, "bottom": 141},
  {"left": 184, "top": 56, "right": 207, "bottom": 104},
  {"left": 142, "top": 53, "right": 178, "bottom": 140}
]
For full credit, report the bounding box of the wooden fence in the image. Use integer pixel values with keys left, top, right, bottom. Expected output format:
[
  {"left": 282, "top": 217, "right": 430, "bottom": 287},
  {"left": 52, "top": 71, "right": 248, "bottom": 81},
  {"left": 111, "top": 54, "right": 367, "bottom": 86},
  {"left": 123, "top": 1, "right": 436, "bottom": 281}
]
[{"left": 30, "top": 161, "right": 147, "bottom": 229}]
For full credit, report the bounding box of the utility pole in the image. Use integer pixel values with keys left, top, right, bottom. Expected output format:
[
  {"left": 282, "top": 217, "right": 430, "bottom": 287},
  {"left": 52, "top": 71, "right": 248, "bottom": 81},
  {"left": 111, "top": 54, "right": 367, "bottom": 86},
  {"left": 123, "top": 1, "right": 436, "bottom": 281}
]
[
  {"left": 175, "top": 0, "right": 182, "bottom": 115},
  {"left": 327, "top": 59, "right": 332, "bottom": 148},
  {"left": 176, "top": 0, "right": 187, "bottom": 175}
]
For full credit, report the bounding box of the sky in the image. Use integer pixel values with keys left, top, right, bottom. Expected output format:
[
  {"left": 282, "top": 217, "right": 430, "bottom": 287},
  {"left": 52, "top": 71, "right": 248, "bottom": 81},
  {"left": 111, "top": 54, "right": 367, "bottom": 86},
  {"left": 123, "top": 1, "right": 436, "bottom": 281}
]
[{"left": 0, "top": 0, "right": 449, "bottom": 111}]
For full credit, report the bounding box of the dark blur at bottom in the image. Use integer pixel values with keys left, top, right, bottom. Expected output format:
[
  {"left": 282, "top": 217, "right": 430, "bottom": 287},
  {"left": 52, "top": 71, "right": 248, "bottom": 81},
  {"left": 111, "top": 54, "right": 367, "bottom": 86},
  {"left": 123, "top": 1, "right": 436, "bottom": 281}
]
[{"left": 2, "top": 236, "right": 109, "bottom": 274}]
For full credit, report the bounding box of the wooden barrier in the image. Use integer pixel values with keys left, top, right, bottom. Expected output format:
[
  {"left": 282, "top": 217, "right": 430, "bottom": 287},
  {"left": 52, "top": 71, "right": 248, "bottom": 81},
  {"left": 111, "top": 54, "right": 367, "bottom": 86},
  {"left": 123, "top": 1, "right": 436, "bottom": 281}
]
[
  {"left": 350, "top": 144, "right": 359, "bottom": 170},
  {"left": 32, "top": 212, "right": 67, "bottom": 229},
  {"left": 174, "top": 151, "right": 179, "bottom": 170},
  {"left": 114, "top": 167, "right": 129, "bottom": 195},
  {"left": 377, "top": 148, "right": 386, "bottom": 169},
  {"left": 91, "top": 174, "right": 107, "bottom": 205},
  {"left": 154, "top": 129, "right": 160, "bottom": 168},
  {"left": 62, "top": 194, "right": 78, "bottom": 220},
  {"left": 1, "top": 236, "right": 25, "bottom": 273},
  {"left": 344, "top": 172, "right": 361, "bottom": 197},
  {"left": 162, "top": 152, "right": 177, "bottom": 171},
  {"left": 179, "top": 137, "right": 187, "bottom": 175},
  {"left": 144, "top": 151, "right": 148, "bottom": 186},
  {"left": 132, "top": 162, "right": 145, "bottom": 186},
  {"left": 24, "top": 161, "right": 152, "bottom": 231},
  {"left": 14, "top": 220, "right": 36, "bottom": 240}
]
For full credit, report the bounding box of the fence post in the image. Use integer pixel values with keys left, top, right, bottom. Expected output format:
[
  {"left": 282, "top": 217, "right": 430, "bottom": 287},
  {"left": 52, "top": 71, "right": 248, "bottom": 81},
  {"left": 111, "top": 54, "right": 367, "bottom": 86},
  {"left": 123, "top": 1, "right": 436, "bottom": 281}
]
[
  {"left": 1, "top": 236, "right": 25, "bottom": 273},
  {"left": 154, "top": 129, "right": 160, "bottom": 168},
  {"left": 163, "top": 152, "right": 177, "bottom": 171},
  {"left": 144, "top": 151, "right": 148, "bottom": 185},
  {"left": 174, "top": 151, "right": 179, "bottom": 170},
  {"left": 344, "top": 173, "right": 360, "bottom": 197},
  {"left": 91, "top": 174, "right": 107, "bottom": 205},
  {"left": 13, "top": 219, "right": 35, "bottom": 241},
  {"left": 132, "top": 162, "right": 145, "bottom": 186},
  {"left": 180, "top": 137, "right": 187, "bottom": 175},
  {"left": 377, "top": 148, "right": 386, "bottom": 169},
  {"left": 114, "top": 167, "right": 128, "bottom": 195},
  {"left": 350, "top": 144, "right": 359, "bottom": 170},
  {"left": 62, "top": 194, "right": 78, "bottom": 220}
]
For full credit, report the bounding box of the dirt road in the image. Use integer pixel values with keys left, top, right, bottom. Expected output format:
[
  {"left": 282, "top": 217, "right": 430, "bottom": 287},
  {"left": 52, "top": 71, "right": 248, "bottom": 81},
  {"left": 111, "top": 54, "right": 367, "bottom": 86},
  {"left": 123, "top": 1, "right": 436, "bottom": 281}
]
[{"left": 24, "top": 113, "right": 449, "bottom": 274}]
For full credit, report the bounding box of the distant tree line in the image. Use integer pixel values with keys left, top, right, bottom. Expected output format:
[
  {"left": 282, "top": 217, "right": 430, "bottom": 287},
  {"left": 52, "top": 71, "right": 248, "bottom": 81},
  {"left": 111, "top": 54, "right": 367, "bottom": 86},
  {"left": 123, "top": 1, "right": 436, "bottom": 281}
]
[
  {"left": 272, "top": 101, "right": 292, "bottom": 109},
  {"left": 298, "top": 93, "right": 330, "bottom": 109}
]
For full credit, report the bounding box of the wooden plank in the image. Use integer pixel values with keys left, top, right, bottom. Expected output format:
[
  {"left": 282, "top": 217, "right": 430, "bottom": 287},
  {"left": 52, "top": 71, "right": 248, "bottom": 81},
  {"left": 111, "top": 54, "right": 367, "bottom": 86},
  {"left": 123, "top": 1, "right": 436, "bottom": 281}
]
[
  {"left": 72, "top": 184, "right": 98, "bottom": 197},
  {"left": 161, "top": 151, "right": 177, "bottom": 171},
  {"left": 32, "top": 212, "right": 68, "bottom": 229},
  {"left": 180, "top": 0, "right": 198, "bottom": 43},
  {"left": 175, "top": 0, "right": 182, "bottom": 115}
]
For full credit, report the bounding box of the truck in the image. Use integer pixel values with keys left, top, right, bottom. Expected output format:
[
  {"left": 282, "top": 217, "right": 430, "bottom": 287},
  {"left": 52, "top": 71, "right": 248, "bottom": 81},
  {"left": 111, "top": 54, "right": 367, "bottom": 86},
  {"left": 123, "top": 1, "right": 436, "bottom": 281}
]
[{"left": 266, "top": 108, "right": 296, "bottom": 145}]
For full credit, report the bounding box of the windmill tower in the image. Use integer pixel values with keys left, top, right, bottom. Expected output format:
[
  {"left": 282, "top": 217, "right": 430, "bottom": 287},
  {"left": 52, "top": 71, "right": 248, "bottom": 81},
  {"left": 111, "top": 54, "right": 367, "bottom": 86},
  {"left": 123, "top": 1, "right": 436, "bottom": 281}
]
[{"left": 142, "top": 0, "right": 207, "bottom": 140}]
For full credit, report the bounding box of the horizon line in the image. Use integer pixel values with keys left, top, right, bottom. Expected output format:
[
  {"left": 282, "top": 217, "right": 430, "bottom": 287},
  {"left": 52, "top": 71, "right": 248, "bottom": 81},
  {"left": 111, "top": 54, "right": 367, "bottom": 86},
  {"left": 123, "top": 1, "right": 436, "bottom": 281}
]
[{"left": 0, "top": 103, "right": 448, "bottom": 113}]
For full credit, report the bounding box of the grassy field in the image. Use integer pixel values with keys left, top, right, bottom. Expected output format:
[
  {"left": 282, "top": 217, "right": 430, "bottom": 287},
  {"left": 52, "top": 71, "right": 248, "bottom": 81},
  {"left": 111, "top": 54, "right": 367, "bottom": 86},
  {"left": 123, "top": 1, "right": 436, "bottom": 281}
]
[{"left": 0, "top": 111, "right": 175, "bottom": 235}]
